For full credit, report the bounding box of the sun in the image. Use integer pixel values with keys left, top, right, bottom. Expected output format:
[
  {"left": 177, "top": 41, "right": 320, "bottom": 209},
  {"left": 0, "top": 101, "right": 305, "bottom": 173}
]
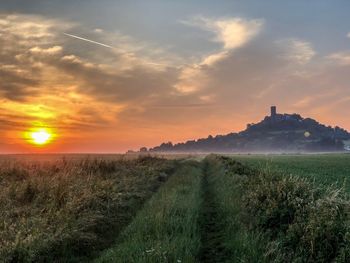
[
  {"left": 24, "top": 128, "right": 54, "bottom": 146},
  {"left": 31, "top": 130, "right": 51, "bottom": 145}
]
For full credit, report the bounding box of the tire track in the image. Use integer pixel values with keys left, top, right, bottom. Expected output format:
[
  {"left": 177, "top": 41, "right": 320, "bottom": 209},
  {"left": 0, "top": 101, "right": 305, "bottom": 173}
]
[{"left": 198, "top": 161, "right": 229, "bottom": 263}]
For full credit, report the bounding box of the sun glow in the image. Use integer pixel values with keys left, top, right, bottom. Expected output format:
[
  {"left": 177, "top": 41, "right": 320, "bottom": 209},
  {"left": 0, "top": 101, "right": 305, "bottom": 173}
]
[
  {"left": 31, "top": 130, "right": 51, "bottom": 145},
  {"left": 24, "top": 128, "right": 54, "bottom": 146}
]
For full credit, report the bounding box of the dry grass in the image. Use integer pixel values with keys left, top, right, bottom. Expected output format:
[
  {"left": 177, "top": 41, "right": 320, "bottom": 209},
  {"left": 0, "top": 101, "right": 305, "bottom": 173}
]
[{"left": 0, "top": 156, "right": 175, "bottom": 262}]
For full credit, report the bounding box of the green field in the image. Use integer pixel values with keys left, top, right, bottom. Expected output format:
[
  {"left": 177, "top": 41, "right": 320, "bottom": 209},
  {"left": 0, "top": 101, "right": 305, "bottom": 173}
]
[
  {"left": 1, "top": 154, "right": 350, "bottom": 262},
  {"left": 233, "top": 154, "right": 350, "bottom": 191}
]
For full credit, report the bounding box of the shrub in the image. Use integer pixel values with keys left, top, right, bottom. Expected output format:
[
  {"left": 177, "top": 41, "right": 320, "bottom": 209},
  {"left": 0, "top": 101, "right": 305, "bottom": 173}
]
[{"left": 242, "top": 173, "right": 321, "bottom": 237}]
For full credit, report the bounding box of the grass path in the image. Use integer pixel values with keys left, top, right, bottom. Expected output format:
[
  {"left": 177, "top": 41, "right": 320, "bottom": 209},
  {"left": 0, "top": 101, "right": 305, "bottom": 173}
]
[
  {"left": 198, "top": 161, "right": 229, "bottom": 262},
  {"left": 96, "top": 160, "right": 203, "bottom": 262},
  {"left": 204, "top": 156, "right": 267, "bottom": 263},
  {"left": 96, "top": 157, "right": 267, "bottom": 262}
]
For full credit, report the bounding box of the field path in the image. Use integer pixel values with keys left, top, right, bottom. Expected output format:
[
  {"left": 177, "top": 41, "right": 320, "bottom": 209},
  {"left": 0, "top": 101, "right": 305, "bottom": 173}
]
[
  {"left": 97, "top": 158, "right": 238, "bottom": 262},
  {"left": 198, "top": 161, "right": 229, "bottom": 262},
  {"left": 96, "top": 160, "right": 203, "bottom": 262},
  {"left": 95, "top": 157, "right": 270, "bottom": 262}
]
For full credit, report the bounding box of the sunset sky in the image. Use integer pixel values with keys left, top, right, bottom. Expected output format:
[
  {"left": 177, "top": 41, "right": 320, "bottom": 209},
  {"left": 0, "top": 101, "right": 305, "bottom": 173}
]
[{"left": 1, "top": 0, "right": 350, "bottom": 153}]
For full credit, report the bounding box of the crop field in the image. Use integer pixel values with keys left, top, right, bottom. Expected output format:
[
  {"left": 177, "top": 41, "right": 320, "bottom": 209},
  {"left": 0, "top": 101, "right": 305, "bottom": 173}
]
[
  {"left": 233, "top": 154, "right": 350, "bottom": 192},
  {"left": 1, "top": 154, "right": 350, "bottom": 262}
]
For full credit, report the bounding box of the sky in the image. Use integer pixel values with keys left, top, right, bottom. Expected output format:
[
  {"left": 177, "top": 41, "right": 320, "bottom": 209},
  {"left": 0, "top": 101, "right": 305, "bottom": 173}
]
[{"left": 1, "top": 0, "right": 350, "bottom": 153}]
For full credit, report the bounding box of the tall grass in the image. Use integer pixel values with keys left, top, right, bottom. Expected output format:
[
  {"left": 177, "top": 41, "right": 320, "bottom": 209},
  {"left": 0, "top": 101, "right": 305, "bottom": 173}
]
[
  {"left": 96, "top": 160, "right": 203, "bottom": 263},
  {"left": 203, "top": 156, "right": 268, "bottom": 262},
  {"left": 219, "top": 155, "right": 350, "bottom": 262},
  {"left": 2, "top": 154, "right": 349, "bottom": 262},
  {"left": 0, "top": 156, "right": 175, "bottom": 262}
]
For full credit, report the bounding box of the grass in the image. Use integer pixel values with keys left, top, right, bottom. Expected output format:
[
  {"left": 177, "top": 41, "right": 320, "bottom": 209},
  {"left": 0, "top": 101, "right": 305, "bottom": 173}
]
[
  {"left": 96, "top": 160, "right": 203, "bottom": 263},
  {"left": 201, "top": 156, "right": 268, "bottom": 263},
  {"left": 232, "top": 154, "right": 350, "bottom": 191},
  {"left": 0, "top": 156, "right": 176, "bottom": 262},
  {"left": 218, "top": 155, "right": 350, "bottom": 262},
  {"left": 1, "top": 153, "right": 350, "bottom": 262}
]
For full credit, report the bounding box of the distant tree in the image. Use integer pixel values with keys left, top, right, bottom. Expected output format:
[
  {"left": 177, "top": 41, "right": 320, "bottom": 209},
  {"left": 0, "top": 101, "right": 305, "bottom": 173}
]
[{"left": 139, "top": 147, "right": 148, "bottom": 152}]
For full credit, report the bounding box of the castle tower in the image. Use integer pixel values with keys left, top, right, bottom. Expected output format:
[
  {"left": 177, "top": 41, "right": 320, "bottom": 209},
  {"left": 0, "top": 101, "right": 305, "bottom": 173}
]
[{"left": 271, "top": 106, "right": 277, "bottom": 118}]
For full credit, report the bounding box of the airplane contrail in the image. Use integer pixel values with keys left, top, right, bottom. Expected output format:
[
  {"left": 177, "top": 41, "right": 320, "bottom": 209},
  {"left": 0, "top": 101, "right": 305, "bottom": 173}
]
[
  {"left": 64, "top": 33, "right": 113, "bottom": 48},
  {"left": 63, "top": 32, "right": 172, "bottom": 68}
]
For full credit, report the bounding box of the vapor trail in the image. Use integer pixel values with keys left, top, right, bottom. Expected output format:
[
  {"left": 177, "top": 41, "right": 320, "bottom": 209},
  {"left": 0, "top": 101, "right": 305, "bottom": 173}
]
[
  {"left": 63, "top": 32, "right": 172, "bottom": 68},
  {"left": 64, "top": 33, "right": 113, "bottom": 48}
]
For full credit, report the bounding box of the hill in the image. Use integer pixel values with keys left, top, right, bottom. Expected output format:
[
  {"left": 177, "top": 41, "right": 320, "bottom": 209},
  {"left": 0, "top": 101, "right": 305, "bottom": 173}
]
[{"left": 148, "top": 106, "right": 350, "bottom": 153}]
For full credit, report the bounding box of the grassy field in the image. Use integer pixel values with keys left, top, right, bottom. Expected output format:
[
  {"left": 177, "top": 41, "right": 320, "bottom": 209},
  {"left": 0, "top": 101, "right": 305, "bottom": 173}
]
[
  {"left": 217, "top": 155, "right": 350, "bottom": 262},
  {"left": 232, "top": 153, "right": 350, "bottom": 191},
  {"left": 1, "top": 153, "right": 350, "bottom": 262},
  {"left": 0, "top": 156, "right": 177, "bottom": 262}
]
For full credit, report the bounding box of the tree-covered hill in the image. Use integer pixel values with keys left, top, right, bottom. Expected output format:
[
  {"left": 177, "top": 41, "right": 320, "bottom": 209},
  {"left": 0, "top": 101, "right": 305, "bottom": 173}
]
[{"left": 148, "top": 107, "right": 350, "bottom": 153}]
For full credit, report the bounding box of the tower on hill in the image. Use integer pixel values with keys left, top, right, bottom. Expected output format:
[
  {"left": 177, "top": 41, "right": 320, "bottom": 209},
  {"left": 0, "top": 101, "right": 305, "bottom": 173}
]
[{"left": 271, "top": 106, "right": 277, "bottom": 118}]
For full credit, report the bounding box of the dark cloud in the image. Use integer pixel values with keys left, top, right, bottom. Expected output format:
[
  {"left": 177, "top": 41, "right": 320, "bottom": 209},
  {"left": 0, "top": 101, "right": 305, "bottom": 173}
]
[
  {"left": 0, "top": 70, "right": 40, "bottom": 100},
  {"left": 56, "top": 55, "right": 180, "bottom": 102},
  {"left": 0, "top": 14, "right": 67, "bottom": 100}
]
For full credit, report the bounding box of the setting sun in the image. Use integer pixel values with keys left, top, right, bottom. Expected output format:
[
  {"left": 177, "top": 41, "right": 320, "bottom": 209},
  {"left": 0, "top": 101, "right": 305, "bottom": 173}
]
[
  {"left": 23, "top": 128, "right": 54, "bottom": 146},
  {"left": 31, "top": 130, "right": 51, "bottom": 145}
]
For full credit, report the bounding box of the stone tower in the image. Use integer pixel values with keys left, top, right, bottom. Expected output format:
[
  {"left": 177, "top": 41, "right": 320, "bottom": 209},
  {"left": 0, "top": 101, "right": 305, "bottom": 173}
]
[{"left": 271, "top": 106, "right": 277, "bottom": 118}]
